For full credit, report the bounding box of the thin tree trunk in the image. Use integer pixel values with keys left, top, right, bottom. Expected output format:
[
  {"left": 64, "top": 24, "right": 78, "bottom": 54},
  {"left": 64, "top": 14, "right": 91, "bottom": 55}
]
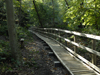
[
  {"left": 94, "top": 0, "right": 98, "bottom": 29},
  {"left": 5, "top": 0, "right": 20, "bottom": 61},
  {"left": 52, "top": 0, "right": 55, "bottom": 27},
  {"left": 65, "top": 0, "right": 70, "bottom": 9},
  {"left": 42, "top": 0, "right": 44, "bottom": 3},
  {"left": 65, "top": 0, "right": 69, "bottom": 6},
  {"left": 19, "top": 0, "right": 21, "bottom": 25},
  {"left": 33, "top": 0, "right": 43, "bottom": 28}
]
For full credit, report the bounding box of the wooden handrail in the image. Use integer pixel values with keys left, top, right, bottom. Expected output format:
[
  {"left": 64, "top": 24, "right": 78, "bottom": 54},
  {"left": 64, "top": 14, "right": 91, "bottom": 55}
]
[
  {"left": 37, "top": 28, "right": 100, "bottom": 66},
  {"left": 42, "top": 28, "right": 100, "bottom": 41},
  {"left": 39, "top": 32, "right": 100, "bottom": 56},
  {"left": 33, "top": 28, "right": 100, "bottom": 74},
  {"left": 37, "top": 29, "right": 100, "bottom": 56}
]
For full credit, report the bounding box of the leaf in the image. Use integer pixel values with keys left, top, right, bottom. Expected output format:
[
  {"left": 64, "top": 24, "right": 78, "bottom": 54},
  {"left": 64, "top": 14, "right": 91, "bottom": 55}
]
[
  {"left": 23, "top": 57, "right": 27, "bottom": 61},
  {"left": 53, "top": 67, "right": 57, "bottom": 70}
]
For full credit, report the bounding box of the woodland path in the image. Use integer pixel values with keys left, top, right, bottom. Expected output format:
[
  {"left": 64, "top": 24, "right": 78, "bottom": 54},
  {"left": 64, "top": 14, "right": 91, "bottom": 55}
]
[
  {"left": 29, "top": 30, "right": 98, "bottom": 75},
  {"left": 19, "top": 32, "right": 68, "bottom": 75},
  {"left": 0, "top": 32, "right": 68, "bottom": 75}
]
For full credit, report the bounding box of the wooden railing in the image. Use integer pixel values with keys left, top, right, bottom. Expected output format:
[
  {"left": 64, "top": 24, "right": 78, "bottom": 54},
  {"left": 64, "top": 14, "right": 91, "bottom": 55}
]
[{"left": 33, "top": 28, "right": 100, "bottom": 74}]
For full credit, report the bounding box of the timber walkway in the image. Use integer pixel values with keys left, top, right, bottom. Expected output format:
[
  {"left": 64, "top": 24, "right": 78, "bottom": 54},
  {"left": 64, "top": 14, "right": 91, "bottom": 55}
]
[{"left": 29, "top": 28, "right": 100, "bottom": 75}]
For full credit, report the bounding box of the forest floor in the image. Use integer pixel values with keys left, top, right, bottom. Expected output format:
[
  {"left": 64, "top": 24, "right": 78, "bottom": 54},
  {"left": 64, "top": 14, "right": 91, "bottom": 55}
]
[{"left": 0, "top": 32, "right": 68, "bottom": 75}]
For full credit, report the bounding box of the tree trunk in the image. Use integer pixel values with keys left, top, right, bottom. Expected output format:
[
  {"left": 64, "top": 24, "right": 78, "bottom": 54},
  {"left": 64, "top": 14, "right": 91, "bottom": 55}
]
[
  {"left": 94, "top": 0, "right": 98, "bottom": 29},
  {"left": 33, "top": 0, "right": 43, "bottom": 28},
  {"left": 19, "top": 0, "right": 21, "bottom": 26},
  {"left": 5, "top": 0, "right": 20, "bottom": 61},
  {"left": 52, "top": 0, "right": 55, "bottom": 27},
  {"left": 65, "top": 0, "right": 69, "bottom": 8},
  {"left": 65, "top": 0, "right": 69, "bottom": 6}
]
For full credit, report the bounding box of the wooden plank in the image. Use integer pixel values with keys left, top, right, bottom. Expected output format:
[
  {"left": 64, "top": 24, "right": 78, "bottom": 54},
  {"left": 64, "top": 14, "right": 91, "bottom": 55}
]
[
  {"left": 42, "top": 33, "right": 100, "bottom": 74},
  {"left": 64, "top": 46, "right": 100, "bottom": 74},
  {"left": 39, "top": 28, "right": 100, "bottom": 40},
  {"left": 47, "top": 32, "right": 100, "bottom": 57},
  {"left": 51, "top": 28, "right": 100, "bottom": 41},
  {"left": 44, "top": 37, "right": 97, "bottom": 75},
  {"left": 74, "top": 72, "right": 96, "bottom": 75},
  {"left": 64, "top": 38, "right": 100, "bottom": 57},
  {"left": 72, "top": 70, "right": 95, "bottom": 73},
  {"left": 29, "top": 30, "right": 97, "bottom": 75},
  {"left": 92, "top": 39, "right": 96, "bottom": 65},
  {"left": 70, "top": 68, "right": 90, "bottom": 71},
  {"left": 37, "top": 30, "right": 100, "bottom": 74},
  {"left": 74, "top": 35, "right": 77, "bottom": 53}
]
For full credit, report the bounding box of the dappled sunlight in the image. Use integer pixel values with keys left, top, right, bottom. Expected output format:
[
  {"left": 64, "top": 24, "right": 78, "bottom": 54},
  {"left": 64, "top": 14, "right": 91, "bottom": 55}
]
[
  {"left": 51, "top": 44, "right": 60, "bottom": 46},
  {"left": 1, "top": 0, "right": 100, "bottom": 74},
  {"left": 33, "top": 27, "right": 100, "bottom": 74}
]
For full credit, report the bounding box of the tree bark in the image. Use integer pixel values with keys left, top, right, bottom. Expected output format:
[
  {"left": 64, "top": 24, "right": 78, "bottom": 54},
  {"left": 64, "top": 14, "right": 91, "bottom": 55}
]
[
  {"left": 65, "top": 0, "right": 69, "bottom": 6},
  {"left": 65, "top": 0, "right": 69, "bottom": 8},
  {"left": 52, "top": 0, "right": 55, "bottom": 27},
  {"left": 94, "top": 0, "right": 98, "bottom": 29},
  {"left": 33, "top": 0, "right": 43, "bottom": 28},
  {"left": 19, "top": 0, "right": 21, "bottom": 26},
  {"left": 5, "top": 0, "right": 20, "bottom": 61}
]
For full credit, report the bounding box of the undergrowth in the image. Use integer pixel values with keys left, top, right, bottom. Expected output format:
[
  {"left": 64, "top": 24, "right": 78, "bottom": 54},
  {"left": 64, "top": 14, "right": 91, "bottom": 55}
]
[{"left": 0, "top": 26, "right": 34, "bottom": 74}]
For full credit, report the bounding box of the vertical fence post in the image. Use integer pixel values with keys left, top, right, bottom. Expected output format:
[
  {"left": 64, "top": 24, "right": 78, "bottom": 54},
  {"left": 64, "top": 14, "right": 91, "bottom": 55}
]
[
  {"left": 50, "top": 28, "right": 52, "bottom": 38},
  {"left": 47, "top": 29, "right": 48, "bottom": 36},
  {"left": 92, "top": 39, "right": 96, "bottom": 65},
  {"left": 45, "top": 29, "right": 47, "bottom": 35},
  {"left": 59, "top": 30, "right": 61, "bottom": 42},
  {"left": 54, "top": 30, "right": 56, "bottom": 39},
  {"left": 43, "top": 28, "right": 44, "bottom": 35},
  {"left": 46, "top": 29, "right": 48, "bottom": 36},
  {"left": 42, "top": 28, "right": 46, "bottom": 35},
  {"left": 48, "top": 29, "right": 50, "bottom": 37},
  {"left": 37, "top": 28, "right": 38, "bottom": 32},
  {"left": 53, "top": 30, "right": 54, "bottom": 39},
  {"left": 74, "top": 35, "right": 77, "bottom": 53},
  {"left": 51, "top": 28, "right": 52, "bottom": 34},
  {"left": 38, "top": 28, "right": 40, "bottom": 33},
  {"left": 41, "top": 28, "right": 43, "bottom": 35},
  {"left": 65, "top": 33, "right": 67, "bottom": 46}
]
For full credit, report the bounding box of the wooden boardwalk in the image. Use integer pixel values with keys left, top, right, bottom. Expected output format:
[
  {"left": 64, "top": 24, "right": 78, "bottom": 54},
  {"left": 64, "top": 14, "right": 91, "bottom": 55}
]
[{"left": 29, "top": 30, "right": 97, "bottom": 75}]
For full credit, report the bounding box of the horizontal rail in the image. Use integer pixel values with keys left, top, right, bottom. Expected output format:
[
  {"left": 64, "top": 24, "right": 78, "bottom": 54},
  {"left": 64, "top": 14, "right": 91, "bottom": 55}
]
[
  {"left": 42, "top": 28, "right": 100, "bottom": 41},
  {"left": 53, "top": 37, "right": 100, "bottom": 74},
  {"left": 34, "top": 28, "right": 100, "bottom": 74},
  {"left": 47, "top": 32, "right": 100, "bottom": 57},
  {"left": 37, "top": 30, "right": 100, "bottom": 56}
]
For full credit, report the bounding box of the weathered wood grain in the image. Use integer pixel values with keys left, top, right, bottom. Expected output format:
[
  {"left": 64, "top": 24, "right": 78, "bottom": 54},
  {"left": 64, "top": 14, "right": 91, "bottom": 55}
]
[{"left": 29, "top": 30, "right": 98, "bottom": 75}]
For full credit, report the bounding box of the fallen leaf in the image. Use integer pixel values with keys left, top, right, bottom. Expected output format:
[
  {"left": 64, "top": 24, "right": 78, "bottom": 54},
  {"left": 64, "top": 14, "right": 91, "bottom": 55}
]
[{"left": 53, "top": 67, "right": 57, "bottom": 70}]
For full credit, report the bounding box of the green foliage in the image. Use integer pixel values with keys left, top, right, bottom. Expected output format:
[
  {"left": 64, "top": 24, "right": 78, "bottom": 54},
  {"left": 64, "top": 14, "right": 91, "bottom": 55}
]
[
  {"left": 0, "top": 1, "right": 8, "bottom": 36},
  {"left": 0, "top": 40, "right": 9, "bottom": 48},
  {"left": 17, "top": 26, "right": 27, "bottom": 39},
  {"left": 0, "top": 24, "right": 8, "bottom": 36},
  {"left": 17, "top": 26, "right": 33, "bottom": 40},
  {"left": 0, "top": 49, "right": 16, "bottom": 65},
  {"left": 1, "top": 0, "right": 100, "bottom": 35},
  {"left": 62, "top": 0, "right": 100, "bottom": 34},
  {"left": 0, "top": 63, "right": 13, "bottom": 73},
  {"left": 0, "top": 39, "right": 15, "bottom": 64}
]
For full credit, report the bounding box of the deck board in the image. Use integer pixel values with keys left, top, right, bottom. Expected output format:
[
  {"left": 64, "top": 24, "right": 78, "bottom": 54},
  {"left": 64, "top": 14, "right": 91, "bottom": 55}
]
[{"left": 30, "top": 31, "right": 97, "bottom": 75}]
